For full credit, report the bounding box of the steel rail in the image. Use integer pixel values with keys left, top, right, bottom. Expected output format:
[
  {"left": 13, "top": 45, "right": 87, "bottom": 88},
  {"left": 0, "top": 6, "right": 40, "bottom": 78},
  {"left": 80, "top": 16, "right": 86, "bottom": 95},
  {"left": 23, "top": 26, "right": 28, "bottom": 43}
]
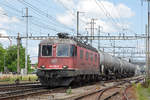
[
  {"left": 0, "top": 81, "right": 40, "bottom": 87},
  {"left": 98, "top": 77, "right": 144, "bottom": 100},
  {"left": 0, "top": 84, "right": 64, "bottom": 100},
  {"left": 73, "top": 77, "right": 144, "bottom": 100},
  {"left": 0, "top": 84, "right": 42, "bottom": 92},
  {"left": 0, "top": 87, "right": 50, "bottom": 100},
  {"left": 103, "top": 91, "right": 119, "bottom": 100}
]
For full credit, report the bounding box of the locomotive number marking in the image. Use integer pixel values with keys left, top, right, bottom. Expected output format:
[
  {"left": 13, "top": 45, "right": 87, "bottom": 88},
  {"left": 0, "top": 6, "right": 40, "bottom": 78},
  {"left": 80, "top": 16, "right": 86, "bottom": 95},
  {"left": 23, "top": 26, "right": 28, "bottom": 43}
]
[{"left": 49, "top": 65, "right": 59, "bottom": 68}]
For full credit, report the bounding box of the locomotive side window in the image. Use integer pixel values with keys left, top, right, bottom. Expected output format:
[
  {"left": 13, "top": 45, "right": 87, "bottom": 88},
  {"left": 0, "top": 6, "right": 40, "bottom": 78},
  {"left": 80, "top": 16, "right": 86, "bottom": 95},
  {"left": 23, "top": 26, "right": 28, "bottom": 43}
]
[
  {"left": 91, "top": 53, "right": 93, "bottom": 61},
  {"left": 95, "top": 54, "right": 97, "bottom": 63},
  {"left": 74, "top": 46, "right": 77, "bottom": 56},
  {"left": 57, "top": 44, "right": 69, "bottom": 57},
  {"left": 86, "top": 51, "right": 88, "bottom": 60},
  {"left": 70, "top": 45, "right": 77, "bottom": 56},
  {"left": 70, "top": 46, "right": 74, "bottom": 56},
  {"left": 80, "top": 50, "right": 83, "bottom": 59},
  {"left": 42, "top": 45, "right": 52, "bottom": 56}
]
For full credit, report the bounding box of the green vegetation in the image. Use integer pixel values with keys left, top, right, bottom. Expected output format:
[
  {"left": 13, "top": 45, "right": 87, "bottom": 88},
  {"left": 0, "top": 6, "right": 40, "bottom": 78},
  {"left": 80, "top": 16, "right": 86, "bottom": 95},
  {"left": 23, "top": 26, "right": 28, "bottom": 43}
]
[
  {"left": 0, "top": 44, "right": 6, "bottom": 72},
  {"left": 0, "top": 75, "right": 38, "bottom": 83},
  {"left": 66, "top": 87, "right": 72, "bottom": 95},
  {"left": 135, "top": 82, "right": 150, "bottom": 100},
  {"left": 0, "top": 44, "right": 32, "bottom": 73}
]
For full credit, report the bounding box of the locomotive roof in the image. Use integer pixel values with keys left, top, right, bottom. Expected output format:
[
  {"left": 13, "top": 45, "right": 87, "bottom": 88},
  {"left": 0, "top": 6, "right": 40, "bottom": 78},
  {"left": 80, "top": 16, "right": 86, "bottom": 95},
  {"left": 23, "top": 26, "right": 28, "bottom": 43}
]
[
  {"left": 40, "top": 38, "right": 98, "bottom": 52},
  {"left": 40, "top": 38, "right": 77, "bottom": 44}
]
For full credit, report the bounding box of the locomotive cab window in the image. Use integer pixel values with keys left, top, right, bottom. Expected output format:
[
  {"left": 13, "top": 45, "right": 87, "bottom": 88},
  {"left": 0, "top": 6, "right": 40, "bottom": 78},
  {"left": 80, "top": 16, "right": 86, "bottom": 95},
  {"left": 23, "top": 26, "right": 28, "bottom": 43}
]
[
  {"left": 42, "top": 45, "right": 52, "bottom": 56},
  {"left": 57, "top": 44, "right": 69, "bottom": 57}
]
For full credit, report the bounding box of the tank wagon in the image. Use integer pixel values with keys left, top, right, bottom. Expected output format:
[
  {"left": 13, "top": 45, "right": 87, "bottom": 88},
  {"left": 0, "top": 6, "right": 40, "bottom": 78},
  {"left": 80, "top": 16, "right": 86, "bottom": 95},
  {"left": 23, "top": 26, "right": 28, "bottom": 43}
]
[
  {"left": 37, "top": 33, "right": 136, "bottom": 87},
  {"left": 99, "top": 51, "right": 135, "bottom": 78}
]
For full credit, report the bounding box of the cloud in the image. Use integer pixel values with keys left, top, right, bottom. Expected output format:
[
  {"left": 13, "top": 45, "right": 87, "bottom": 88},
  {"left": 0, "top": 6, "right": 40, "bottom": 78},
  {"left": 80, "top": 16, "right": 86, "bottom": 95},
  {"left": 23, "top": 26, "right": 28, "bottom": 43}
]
[
  {"left": 0, "top": 15, "right": 20, "bottom": 24},
  {"left": 57, "top": 11, "right": 75, "bottom": 26},
  {"left": 55, "top": 0, "right": 135, "bottom": 33},
  {"left": 117, "top": 4, "right": 134, "bottom": 18},
  {"left": 0, "top": 7, "right": 5, "bottom": 13},
  {"left": 0, "top": 6, "right": 20, "bottom": 46},
  {"left": 0, "top": 30, "right": 9, "bottom": 43},
  {"left": 0, "top": 6, "right": 20, "bottom": 29},
  {"left": 28, "top": 46, "right": 39, "bottom": 64},
  {"left": 28, "top": 46, "right": 39, "bottom": 56},
  {"left": 54, "top": 0, "right": 75, "bottom": 9},
  {"left": 11, "top": 17, "right": 20, "bottom": 23},
  {"left": 0, "top": 30, "right": 8, "bottom": 36},
  {"left": 30, "top": 57, "right": 38, "bottom": 64}
]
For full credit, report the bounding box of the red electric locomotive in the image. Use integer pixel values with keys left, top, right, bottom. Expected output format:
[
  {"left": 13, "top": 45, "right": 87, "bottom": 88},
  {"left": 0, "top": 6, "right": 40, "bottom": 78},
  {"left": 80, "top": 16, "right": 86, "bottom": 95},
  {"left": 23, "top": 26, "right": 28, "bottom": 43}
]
[{"left": 37, "top": 33, "right": 100, "bottom": 87}]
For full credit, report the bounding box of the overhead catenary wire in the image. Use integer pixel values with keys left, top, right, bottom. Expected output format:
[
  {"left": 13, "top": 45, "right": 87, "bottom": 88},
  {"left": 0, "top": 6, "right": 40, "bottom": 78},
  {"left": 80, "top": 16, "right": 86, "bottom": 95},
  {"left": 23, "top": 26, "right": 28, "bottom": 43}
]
[
  {"left": 110, "top": 0, "right": 125, "bottom": 28},
  {"left": 17, "top": 0, "right": 75, "bottom": 32},
  {"left": 94, "top": 0, "right": 123, "bottom": 31},
  {"left": 0, "top": 0, "right": 73, "bottom": 34},
  {"left": 30, "top": 19, "right": 60, "bottom": 33},
  {"left": 0, "top": 1, "right": 22, "bottom": 14},
  {"left": 32, "top": 15, "right": 72, "bottom": 32},
  {"left": 57, "top": 0, "right": 87, "bottom": 24},
  {"left": 56, "top": 0, "right": 91, "bottom": 36},
  {"left": 0, "top": 0, "right": 69, "bottom": 34},
  {"left": 0, "top": 4, "right": 43, "bottom": 34},
  {"left": 3, "top": 0, "right": 54, "bottom": 25}
]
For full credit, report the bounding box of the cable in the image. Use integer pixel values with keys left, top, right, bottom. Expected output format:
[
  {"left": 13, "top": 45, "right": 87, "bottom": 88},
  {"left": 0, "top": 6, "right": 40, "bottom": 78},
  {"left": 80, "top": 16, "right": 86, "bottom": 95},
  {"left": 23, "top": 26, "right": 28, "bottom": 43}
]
[
  {"left": 18, "top": 0, "right": 75, "bottom": 32},
  {"left": 110, "top": 0, "right": 124, "bottom": 27},
  {"left": 31, "top": 18, "right": 60, "bottom": 32},
  {"left": 57, "top": 0, "right": 87, "bottom": 24},
  {"left": 1, "top": 0, "right": 72, "bottom": 34},
  {"left": 95, "top": 0, "right": 123, "bottom": 31},
  {"left": 56, "top": 0, "right": 90, "bottom": 36},
  {"left": 0, "top": 1, "right": 22, "bottom": 14},
  {"left": 0, "top": 2, "right": 55, "bottom": 35}
]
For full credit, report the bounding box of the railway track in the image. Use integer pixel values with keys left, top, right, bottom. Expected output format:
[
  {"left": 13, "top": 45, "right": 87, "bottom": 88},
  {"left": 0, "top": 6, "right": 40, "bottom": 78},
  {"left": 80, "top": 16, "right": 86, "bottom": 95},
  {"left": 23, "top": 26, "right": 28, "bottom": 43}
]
[
  {"left": 0, "top": 84, "right": 42, "bottom": 92},
  {"left": 0, "top": 87, "right": 45, "bottom": 99},
  {"left": 0, "top": 81, "right": 40, "bottom": 87},
  {"left": 122, "top": 78, "right": 141, "bottom": 100},
  {"left": 0, "top": 82, "right": 52, "bottom": 100},
  {"left": 0, "top": 76, "right": 144, "bottom": 100},
  {"left": 0, "top": 82, "right": 41, "bottom": 92},
  {"left": 74, "top": 78, "right": 143, "bottom": 100},
  {"left": 0, "top": 85, "right": 65, "bottom": 100},
  {"left": 49, "top": 77, "right": 143, "bottom": 100}
]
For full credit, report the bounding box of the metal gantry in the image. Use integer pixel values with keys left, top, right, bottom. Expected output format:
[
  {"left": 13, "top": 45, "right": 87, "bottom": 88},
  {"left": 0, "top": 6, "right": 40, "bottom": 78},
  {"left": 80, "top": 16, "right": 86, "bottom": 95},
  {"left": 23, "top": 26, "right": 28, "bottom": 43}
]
[
  {"left": 98, "top": 46, "right": 136, "bottom": 48},
  {"left": 0, "top": 34, "right": 147, "bottom": 40},
  {"left": 0, "top": 33, "right": 147, "bottom": 71}
]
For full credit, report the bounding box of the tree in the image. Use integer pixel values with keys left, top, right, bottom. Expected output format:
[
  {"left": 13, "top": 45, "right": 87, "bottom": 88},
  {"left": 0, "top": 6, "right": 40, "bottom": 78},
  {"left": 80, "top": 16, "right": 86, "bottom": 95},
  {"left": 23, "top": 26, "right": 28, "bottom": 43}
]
[
  {"left": 5, "top": 45, "right": 31, "bottom": 73},
  {"left": 0, "top": 44, "right": 6, "bottom": 72}
]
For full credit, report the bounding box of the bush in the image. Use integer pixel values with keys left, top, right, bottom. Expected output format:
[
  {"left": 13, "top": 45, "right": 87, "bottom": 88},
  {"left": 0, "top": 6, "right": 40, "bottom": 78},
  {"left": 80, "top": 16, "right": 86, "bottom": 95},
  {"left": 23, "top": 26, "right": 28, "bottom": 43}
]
[
  {"left": 135, "top": 82, "right": 150, "bottom": 100},
  {"left": 0, "top": 74, "right": 38, "bottom": 83}
]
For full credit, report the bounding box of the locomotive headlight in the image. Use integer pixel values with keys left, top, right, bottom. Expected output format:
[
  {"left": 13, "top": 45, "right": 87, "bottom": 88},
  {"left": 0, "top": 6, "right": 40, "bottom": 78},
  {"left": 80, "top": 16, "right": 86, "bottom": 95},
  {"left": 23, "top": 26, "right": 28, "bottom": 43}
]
[
  {"left": 40, "top": 65, "right": 45, "bottom": 69},
  {"left": 62, "top": 65, "right": 68, "bottom": 69}
]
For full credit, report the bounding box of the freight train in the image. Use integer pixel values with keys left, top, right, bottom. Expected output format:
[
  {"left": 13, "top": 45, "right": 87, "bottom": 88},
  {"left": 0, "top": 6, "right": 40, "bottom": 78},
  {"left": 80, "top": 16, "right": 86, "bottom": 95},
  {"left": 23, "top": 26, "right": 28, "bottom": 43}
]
[{"left": 37, "top": 33, "right": 136, "bottom": 87}]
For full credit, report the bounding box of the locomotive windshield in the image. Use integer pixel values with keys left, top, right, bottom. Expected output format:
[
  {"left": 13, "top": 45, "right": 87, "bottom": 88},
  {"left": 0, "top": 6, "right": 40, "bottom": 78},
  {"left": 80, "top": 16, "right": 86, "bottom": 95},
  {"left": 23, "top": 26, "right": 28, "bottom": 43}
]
[
  {"left": 57, "top": 44, "right": 69, "bottom": 57},
  {"left": 42, "top": 45, "right": 52, "bottom": 56}
]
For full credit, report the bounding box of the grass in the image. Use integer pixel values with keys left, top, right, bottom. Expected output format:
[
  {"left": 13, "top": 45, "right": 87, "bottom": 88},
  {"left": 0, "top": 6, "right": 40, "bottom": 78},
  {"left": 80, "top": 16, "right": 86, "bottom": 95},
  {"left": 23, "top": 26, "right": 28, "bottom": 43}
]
[
  {"left": 134, "top": 82, "right": 150, "bottom": 100},
  {"left": 0, "top": 74, "right": 38, "bottom": 83},
  {"left": 66, "top": 87, "right": 72, "bottom": 95}
]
